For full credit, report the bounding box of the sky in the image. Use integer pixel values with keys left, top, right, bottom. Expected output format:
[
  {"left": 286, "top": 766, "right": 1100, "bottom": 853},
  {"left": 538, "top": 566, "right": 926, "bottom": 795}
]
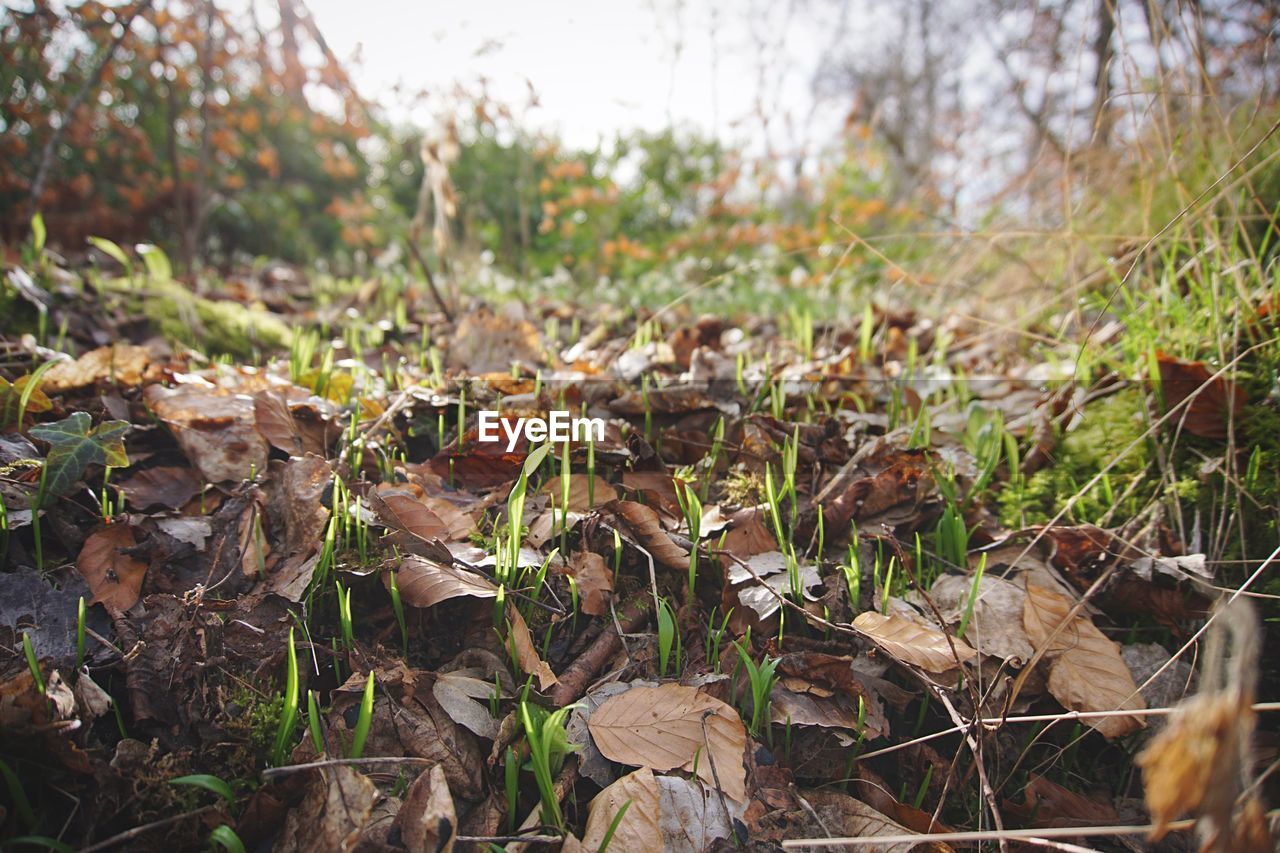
[{"left": 303, "top": 0, "right": 843, "bottom": 157}]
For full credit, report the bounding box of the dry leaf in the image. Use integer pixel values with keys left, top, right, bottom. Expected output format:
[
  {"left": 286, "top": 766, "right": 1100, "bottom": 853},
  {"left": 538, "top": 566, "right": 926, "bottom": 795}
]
[
  {"left": 657, "top": 775, "right": 745, "bottom": 852},
  {"left": 853, "top": 611, "right": 976, "bottom": 674},
  {"left": 926, "top": 574, "right": 1034, "bottom": 663},
  {"left": 76, "top": 524, "right": 147, "bottom": 612},
  {"left": 394, "top": 764, "right": 456, "bottom": 853},
  {"left": 433, "top": 672, "right": 502, "bottom": 739},
  {"left": 582, "top": 767, "right": 663, "bottom": 852},
  {"left": 1023, "top": 583, "right": 1145, "bottom": 738},
  {"left": 543, "top": 474, "right": 617, "bottom": 512},
  {"left": 41, "top": 344, "right": 151, "bottom": 392},
  {"left": 728, "top": 551, "right": 822, "bottom": 619},
  {"left": 1154, "top": 352, "right": 1246, "bottom": 440},
  {"left": 1004, "top": 774, "right": 1119, "bottom": 828},
  {"left": 608, "top": 500, "right": 689, "bottom": 569},
  {"left": 587, "top": 683, "right": 747, "bottom": 801},
  {"left": 565, "top": 550, "right": 613, "bottom": 616},
  {"left": 507, "top": 605, "right": 557, "bottom": 691},
  {"left": 387, "top": 555, "right": 497, "bottom": 608},
  {"left": 117, "top": 466, "right": 203, "bottom": 510},
  {"left": 275, "top": 765, "right": 378, "bottom": 853},
  {"left": 447, "top": 308, "right": 542, "bottom": 373},
  {"left": 798, "top": 789, "right": 951, "bottom": 852},
  {"left": 144, "top": 385, "right": 268, "bottom": 483}
]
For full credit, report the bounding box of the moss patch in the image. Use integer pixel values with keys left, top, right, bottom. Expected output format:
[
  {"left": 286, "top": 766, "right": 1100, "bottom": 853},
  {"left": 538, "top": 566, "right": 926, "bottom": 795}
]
[{"left": 109, "top": 277, "right": 290, "bottom": 359}]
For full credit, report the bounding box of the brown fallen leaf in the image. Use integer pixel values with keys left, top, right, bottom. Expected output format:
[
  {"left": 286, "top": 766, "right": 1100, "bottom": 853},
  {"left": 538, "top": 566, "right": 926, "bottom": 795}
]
[
  {"left": 393, "top": 764, "right": 457, "bottom": 853},
  {"left": 587, "top": 683, "right": 747, "bottom": 801},
  {"left": 564, "top": 550, "right": 613, "bottom": 616},
  {"left": 925, "top": 574, "right": 1034, "bottom": 663},
  {"left": 1154, "top": 351, "right": 1246, "bottom": 441},
  {"left": 1022, "top": 583, "right": 1145, "bottom": 738},
  {"left": 581, "top": 767, "right": 663, "bottom": 852},
  {"left": 386, "top": 555, "right": 497, "bottom": 607},
  {"left": 117, "top": 465, "right": 203, "bottom": 510},
  {"left": 793, "top": 789, "right": 952, "bottom": 852},
  {"left": 144, "top": 384, "right": 268, "bottom": 483},
  {"left": 1004, "top": 774, "right": 1119, "bottom": 828},
  {"left": 853, "top": 611, "right": 976, "bottom": 674},
  {"left": 41, "top": 344, "right": 151, "bottom": 393},
  {"left": 77, "top": 524, "right": 148, "bottom": 613},
  {"left": 608, "top": 500, "right": 689, "bottom": 569},
  {"left": 370, "top": 482, "right": 474, "bottom": 547},
  {"left": 543, "top": 474, "right": 618, "bottom": 512},
  {"left": 507, "top": 604, "right": 557, "bottom": 691},
  {"left": 447, "top": 307, "right": 543, "bottom": 374},
  {"left": 274, "top": 765, "right": 378, "bottom": 853},
  {"left": 252, "top": 390, "right": 311, "bottom": 456}
]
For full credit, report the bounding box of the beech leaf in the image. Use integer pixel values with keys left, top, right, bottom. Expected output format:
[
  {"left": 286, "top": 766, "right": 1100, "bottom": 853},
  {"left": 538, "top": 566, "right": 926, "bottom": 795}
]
[{"left": 853, "top": 611, "right": 976, "bottom": 674}]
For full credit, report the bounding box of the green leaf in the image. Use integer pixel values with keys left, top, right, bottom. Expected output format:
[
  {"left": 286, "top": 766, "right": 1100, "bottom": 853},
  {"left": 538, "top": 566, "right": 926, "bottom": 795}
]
[
  {"left": 29, "top": 412, "right": 129, "bottom": 498},
  {"left": 135, "top": 243, "right": 172, "bottom": 280},
  {"left": 208, "top": 825, "right": 247, "bottom": 853},
  {"left": 30, "top": 213, "right": 45, "bottom": 254},
  {"left": 169, "top": 774, "right": 236, "bottom": 807},
  {"left": 87, "top": 236, "right": 131, "bottom": 271}
]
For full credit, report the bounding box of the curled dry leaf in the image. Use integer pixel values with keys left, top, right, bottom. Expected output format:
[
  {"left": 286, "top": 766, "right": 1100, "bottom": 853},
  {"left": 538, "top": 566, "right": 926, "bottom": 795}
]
[
  {"left": 853, "top": 611, "right": 976, "bottom": 674},
  {"left": 77, "top": 524, "right": 148, "bottom": 613},
  {"left": 370, "top": 482, "right": 475, "bottom": 551},
  {"left": 144, "top": 384, "right": 268, "bottom": 483},
  {"left": 393, "top": 764, "right": 457, "bottom": 853},
  {"left": 607, "top": 499, "right": 689, "bottom": 569},
  {"left": 386, "top": 555, "right": 497, "bottom": 608},
  {"left": 582, "top": 767, "right": 663, "bottom": 852},
  {"left": 587, "top": 682, "right": 747, "bottom": 801},
  {"left": 1154, "top": 351, "right": 1246, "bottom": 441},
  {"left": 275, "top": 765, "right": 378, "bottom": 853},
  {"left": 727, "top": 550, "right": 822, "bottom": 619},
  {"left": 506, "top": 604, "right": 557, "bottom": 691},
  {"left": 565, "top": 550, "right": 612, "bottom": 616},
  {"left": 433, "top": 672, "right": 503, "bottom": 739},
  {"left": 41, "top": 344, "right": 151, "bottom": 393},
  {"left": 1022, "top": 583, "right": 1144, "bottom": 738}
]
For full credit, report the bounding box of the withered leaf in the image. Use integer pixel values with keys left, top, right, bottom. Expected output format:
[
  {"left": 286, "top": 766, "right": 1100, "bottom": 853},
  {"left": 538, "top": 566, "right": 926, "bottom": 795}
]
[
  {"left": 565, "top": 550, "right": 613, "bottom": 616},
  {"left": 582, "top": 768, "right": 662, "bottom": 852},
  {"left": 41, "top": 344, "right": 151, "bottom": 393},
  {"left": 506, "top": 604, "right": 557, "bottom": 691},
  {"left": 144, "top": 385, "right": 267, "bottom": 483},
  {"left": 607, "top": 499, "right": 689, "bottom": 569},
  {"left": 117, "top": 465, "right": 203, "bottom": 510},
  {"left": 387, "top": 555, "right": 497, "bottom": 608},
  {"left": 853, "top": 611, "right": 976, "bottom": 674},
  {"left": 587, "top": 683, "right": 747, "bottom": 801},
  {"left": 77, "top": 524, "right": 147, "bottom": 613},
  {"left": 1023, "top": 583, "right": 1145, "bottom": 738}
]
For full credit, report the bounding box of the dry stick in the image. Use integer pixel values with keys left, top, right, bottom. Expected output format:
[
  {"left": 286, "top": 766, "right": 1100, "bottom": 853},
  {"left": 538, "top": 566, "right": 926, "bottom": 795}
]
[
  {"left": 549, "top": 596, "right": 649, "bottom": 707},
  {"left": 261, "top": 756, "right": 437, "bottom": 780},
  {"left": 405, "top": 237, "right": 454, "bottom": 322},
  {"left": 780, "top": 818, "right": 1215, "bottom": 849},
  {"left": 78, "top": 805, "right": 218, "bottom": 853},
  {"left": 28, "top": 0, "right": 157, "bottom": 210}
]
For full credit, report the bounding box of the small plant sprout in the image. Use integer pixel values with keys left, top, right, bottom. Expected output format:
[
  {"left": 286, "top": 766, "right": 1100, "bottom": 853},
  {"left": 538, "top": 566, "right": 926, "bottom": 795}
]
[
  {"left": 842, "top": 535, "right": 861, "bottom": 612},
  {"left": 504, "top": 745, "right": 520, "bottom": 832},
  {"left": 349, "top": 671, "right": 375, "bottom": 759},
  {"left": 272, "top": 627, "right": 299, "bottom": 766},
  {"left": 733, "top": 640, "right": 779, "bottom": 739},
  {"left": 705, "top": 606, "right": 733, "bottom": 674},
  {"left": 859, "top": 303, "right": 875, "bottom": 363},
  {"left": 880, "top": 556, "right": 896, "bottom": 613},
  {"left": 675, "top": 477, "right": 703, "bottom": 598},
  {"left": 307, "top": 690, "right": 325, "bottom": 754},
  {"left": 75, "top": 596, "right": 87, "bottom": 670},
  {"left": 336, "top": 580, "right": 354, "bottom": 649},
  {"left": 22, "top": 631, "right": 44, "bottom": 695},
  {"left": 388, "top": 569, "right": 408, "bottom": 657},
  {"left": 519, "top": 700, "right": 578, "bottom": 831},
  {"left": 169, "top": 774, "right": 236, "bottom": 808},
  {"left": 505, "top": 442, "right": 553, "bottom": 585},
  {"left": 612, "top": 527, "right": 624, "bottom": 583},
  {"left": 955, "top": 553, "right": 987, "bottom": 640},
  {"left": 598, "top": 799, "right": 634, "bottom": 853},
  {"left": 656, "top": 597, "right": 680, "bottom": 678},
  {"left": 935, "top": 500, "right": 968, "bottom": 571}
]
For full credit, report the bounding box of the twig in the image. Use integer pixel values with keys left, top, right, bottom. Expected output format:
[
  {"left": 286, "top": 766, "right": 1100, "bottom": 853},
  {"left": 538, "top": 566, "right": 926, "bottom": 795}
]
[
  {"left": 261, "top": 756, "right": 435, "bottom": 780},
  {"left": 78, "top": 804, "right": 217, "bottom": 852},
  {"left": 405, "top": 237, "right": 453, "bottom": 322},
  {"left": 781, "top": 817, "right": 1213, "bottom": 848}
]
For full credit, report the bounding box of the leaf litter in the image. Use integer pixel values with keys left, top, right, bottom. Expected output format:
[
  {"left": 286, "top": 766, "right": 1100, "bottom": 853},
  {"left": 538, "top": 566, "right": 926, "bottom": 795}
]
[{"left": 0, "top": 261, "right": 1273, "bottom": 851}]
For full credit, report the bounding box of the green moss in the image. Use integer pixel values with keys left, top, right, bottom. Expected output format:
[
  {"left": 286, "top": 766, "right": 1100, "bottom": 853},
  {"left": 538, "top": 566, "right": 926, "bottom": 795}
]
[
  {"left": 998, "top": 390, "right": 1153, "bottom": 527},
  {"left": 110, "top": 277, "right": 290, "bottom": 359}
]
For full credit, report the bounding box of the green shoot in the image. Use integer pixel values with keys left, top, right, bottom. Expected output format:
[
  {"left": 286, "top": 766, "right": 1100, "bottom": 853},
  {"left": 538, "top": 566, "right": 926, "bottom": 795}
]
[
  {"left": 675, "top": 478, "right": 703, "bottom": 599},
  {"left": 733, "top": 641, "right": 779, "bottom": 739},
  {"left": 272, "top": 627, "right": 299, "bottom": 766},
  {"left": 169, "top": 774, "right": 236, "bottom": 808},
  {"left": 955, "top": 553, "right": 987, "bottom": 640},
  {"left": 704, "top": 607, "right": 732, "bottom": 674},
  {"left": 504, "top": 745, "right": 520, "bottom": 833},
  {"left": 597, "top": 799, "right": 633, "bottom": 853},
  {"left": 209, "top": 825, "right": 247, "bottom": 853},
  {"left": 519, "top": 700, "right": 578, "bottom": 830},
  {"left": 336, "top": 580, "right": 354, "bottom": 649},
  {"left": 22, "top": 631, "right": 44, "bottom": 695},
  {"left": 75, "top": 596, "right": 87, "bottom": 670},
  {"left": 307, "top": 690, "right": 325, "bottom": 755},
  {"left": 349, "top": 671, "right": 375, "bottom": 759},
  {"left": 388, "top": 569, "right": 408, "bottom": 657},
  {"left": 657, "top": 597, "right": 679, "bottom": 678}
]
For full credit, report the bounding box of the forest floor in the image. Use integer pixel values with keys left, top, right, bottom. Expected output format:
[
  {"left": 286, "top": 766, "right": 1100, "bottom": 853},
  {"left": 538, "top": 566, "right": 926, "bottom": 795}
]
[{"left": 0, "top": 245, "right": 1277, "bottom": 852}]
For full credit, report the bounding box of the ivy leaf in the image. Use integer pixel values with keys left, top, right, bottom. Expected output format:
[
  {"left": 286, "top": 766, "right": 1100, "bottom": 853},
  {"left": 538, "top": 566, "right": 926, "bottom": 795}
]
[{"left": 30, "top": 412, "right": 130, "bottom": 497}]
